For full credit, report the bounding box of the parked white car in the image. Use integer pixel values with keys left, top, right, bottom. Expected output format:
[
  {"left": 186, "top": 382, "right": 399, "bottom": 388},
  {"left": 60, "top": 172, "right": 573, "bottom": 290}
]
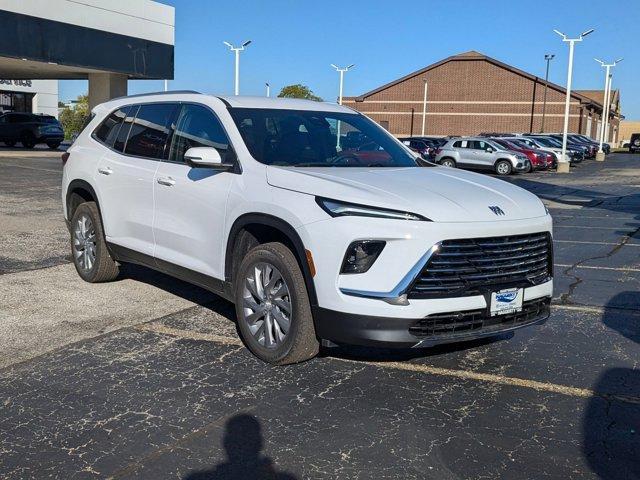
[
  {"left": 62, "top": 93, "right": 553, "bottom": 364},
  {"left": 515, "top": 136, "right": 572, "bottom": 163}
]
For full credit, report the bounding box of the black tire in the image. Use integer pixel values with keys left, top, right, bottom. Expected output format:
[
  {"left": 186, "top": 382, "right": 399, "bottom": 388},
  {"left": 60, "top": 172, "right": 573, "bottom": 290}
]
[
  {"left": 440, "top": 158, "right": 456, "bottom": 168},
  {"left": 234, "top": 242, "right": 319, "bottom": 365},
  {"left": 495, "top": 159, "right": 513, "bottom": 175},
  {"left": 4, "top": 140, "right": 16, "bottom": 147},
  {"left": 20, "top": 132, "right": 35, "bottom": 149},
  {"left": 70, "top": 201, "right": 119, "bottom": 283},
  {"left": 47, "top": 142, "right": 61, "bottom": 150}
]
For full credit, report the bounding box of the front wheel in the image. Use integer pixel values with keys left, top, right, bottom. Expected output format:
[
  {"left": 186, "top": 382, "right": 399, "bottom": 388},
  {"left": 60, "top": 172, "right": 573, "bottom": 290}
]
[
  {"left": 235, "top": 242, "right": 319, "bottom": 365},
  {"left": 495, "top": 160, "right": 513, "bottom": 175},
  {"left": 21, "top": 133, "right": 35, "bottom": 149},
  {"left": 4, "top": 140, "right": 16, "bottom": 147},
  {"left": 47, "top": 142, "right": 61, "bottom": 150},
  {"left": 440, "top": 158, "right": 456, "bottom": 168}
]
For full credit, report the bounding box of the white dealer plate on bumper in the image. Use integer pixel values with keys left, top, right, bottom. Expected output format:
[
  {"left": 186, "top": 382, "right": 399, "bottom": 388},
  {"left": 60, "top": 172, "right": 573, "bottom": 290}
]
[{"left": 490, "top": 288, "right": 524, "bottom": 316}]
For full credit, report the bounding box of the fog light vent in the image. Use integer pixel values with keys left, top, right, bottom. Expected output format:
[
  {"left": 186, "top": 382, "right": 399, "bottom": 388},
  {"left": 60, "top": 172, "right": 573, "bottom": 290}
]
[{"left": 340, "top": 240, "right": 385, "bottom": 274}]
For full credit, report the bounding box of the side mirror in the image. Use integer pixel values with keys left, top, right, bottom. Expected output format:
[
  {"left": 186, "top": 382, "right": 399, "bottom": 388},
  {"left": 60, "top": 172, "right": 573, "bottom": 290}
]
[
  {"left": 184, "top": 147, "right": 232, "bottom": 169},
  {"left": 486, "top": 147, "right": 494, "bottom": 153}
]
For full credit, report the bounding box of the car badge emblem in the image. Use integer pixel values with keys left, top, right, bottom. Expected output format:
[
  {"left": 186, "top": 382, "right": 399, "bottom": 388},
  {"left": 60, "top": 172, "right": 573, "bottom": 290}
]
[{"left": 489, "top": 206, "right": 505, "bottom": 216}]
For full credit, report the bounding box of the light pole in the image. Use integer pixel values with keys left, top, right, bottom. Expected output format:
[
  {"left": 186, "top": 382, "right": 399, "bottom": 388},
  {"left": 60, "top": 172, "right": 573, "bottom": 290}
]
[
  {"left": 331, "top": 63, "right": 354, "bottom": 105},
  {"left": 541, "top": 54, "right": 555, "bottom": 132},
  {"left": 554, "top": 28, "right": 594, "bottom": 173},
  {"left": 331, "top": 63, "right": 355, "bottom": 149},
  {"left": 223, "top": 40, "right": 252, "bottom": 95},
  {"left": 594, "top": 57, "right": 623, "bottom": 160},
  {"left": 265, "top": 82, "right": 270, "bottom": 97},
  {"left": 164, "top": 79, "right": 168, "bottom": 92},
  {"left": 421, "top": 79, "right": 428, "bottom": 136}
]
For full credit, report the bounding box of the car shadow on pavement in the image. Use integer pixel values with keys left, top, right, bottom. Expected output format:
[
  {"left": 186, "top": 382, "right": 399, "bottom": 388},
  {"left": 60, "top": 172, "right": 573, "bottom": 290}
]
[
  {"left": 183, "top": 414, "right": 298, "bottom": 480},
  {"left": 583, "top": 292, "right": 640, "bottom": 480},
  {"left": 118, "top": 263, "right": 236, "bottom": 319},
  {"left": 321, "top": 333, "right": 511, "bottom": 362}
]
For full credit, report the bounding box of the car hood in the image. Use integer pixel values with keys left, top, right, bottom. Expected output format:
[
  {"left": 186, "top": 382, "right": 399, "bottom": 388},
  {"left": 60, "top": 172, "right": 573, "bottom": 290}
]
[{"left": 266, "top": 166, "right": 546, "bottom": 222}]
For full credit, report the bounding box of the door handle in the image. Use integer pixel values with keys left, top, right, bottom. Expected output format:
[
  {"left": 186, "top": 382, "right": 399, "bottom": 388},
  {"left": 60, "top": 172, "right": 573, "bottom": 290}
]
[
  {"left": 98, "top": 166, "right": 113, "bottom": 175},
  {"left": 157, "top": 176, "right": 175, "bottom": 187}
]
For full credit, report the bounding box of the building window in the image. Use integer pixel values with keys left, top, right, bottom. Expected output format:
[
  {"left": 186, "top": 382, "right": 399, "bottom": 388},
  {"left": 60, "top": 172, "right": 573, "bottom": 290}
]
[
  {"left": 379, "top": 120, "right": 389, "bottom": 131},
  {"left": 0, "top": 91, "right": 34, "bottom": 114}
]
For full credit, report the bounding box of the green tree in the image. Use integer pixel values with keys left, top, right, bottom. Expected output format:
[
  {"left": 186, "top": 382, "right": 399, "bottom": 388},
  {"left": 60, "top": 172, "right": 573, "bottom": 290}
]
[
  {"left": 59, "top": 94, "right": 89, "bottom": 140},
  {"left": 277, "top": 84, "right": 323, "bottom": 102}
]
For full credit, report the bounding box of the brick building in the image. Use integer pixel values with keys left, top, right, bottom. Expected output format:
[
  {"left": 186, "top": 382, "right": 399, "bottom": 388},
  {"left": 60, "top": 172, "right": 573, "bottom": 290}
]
[{"left": 343, "top": 51, "right": 621, "bottom": 142}]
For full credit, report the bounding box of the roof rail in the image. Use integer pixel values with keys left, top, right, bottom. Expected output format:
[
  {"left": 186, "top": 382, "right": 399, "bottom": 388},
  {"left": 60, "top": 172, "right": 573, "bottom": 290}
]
[{"left": 110, "top": 90, "right": 201, "bottom": 101}]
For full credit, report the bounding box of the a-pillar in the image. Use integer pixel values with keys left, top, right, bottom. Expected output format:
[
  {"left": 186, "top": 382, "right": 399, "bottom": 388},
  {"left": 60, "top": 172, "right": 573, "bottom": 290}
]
[{"left": 88, "top": 73, "right": 128, "bottom": 110}]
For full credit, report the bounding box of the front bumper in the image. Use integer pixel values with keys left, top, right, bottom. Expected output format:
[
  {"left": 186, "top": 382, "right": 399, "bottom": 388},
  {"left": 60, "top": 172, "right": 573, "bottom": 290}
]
[
  {"left": 36, "top": 133, "right": 64, "bottom": 143},
  {"left": 314, "top": 294, "right": 551, "bottom": 348}
]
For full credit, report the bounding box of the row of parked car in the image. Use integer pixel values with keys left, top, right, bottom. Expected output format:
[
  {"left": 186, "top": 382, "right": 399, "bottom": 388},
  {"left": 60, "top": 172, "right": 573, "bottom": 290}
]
[{"left": 400, "top": 133, "right": 610, "bottom": 175}]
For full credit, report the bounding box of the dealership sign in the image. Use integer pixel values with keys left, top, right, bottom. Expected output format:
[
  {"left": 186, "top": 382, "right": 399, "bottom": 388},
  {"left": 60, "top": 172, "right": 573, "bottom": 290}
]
[{"left": 0, "top": 80, "right": 32, "bottom": 87}]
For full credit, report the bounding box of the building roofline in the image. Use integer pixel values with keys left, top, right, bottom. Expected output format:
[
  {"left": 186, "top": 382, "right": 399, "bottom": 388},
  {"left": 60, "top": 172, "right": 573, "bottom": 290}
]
[{"left": 346, "top": 51, "right": 604, "bottom": 110}]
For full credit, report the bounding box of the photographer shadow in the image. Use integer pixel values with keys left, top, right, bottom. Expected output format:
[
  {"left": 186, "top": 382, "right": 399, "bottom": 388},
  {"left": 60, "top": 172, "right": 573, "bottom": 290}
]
[
  {"left": 583, "top": 292, "right": 640, "bottom": 480},
  {"left": 184, "top": 414, "right": 297, "bottom": 480}
]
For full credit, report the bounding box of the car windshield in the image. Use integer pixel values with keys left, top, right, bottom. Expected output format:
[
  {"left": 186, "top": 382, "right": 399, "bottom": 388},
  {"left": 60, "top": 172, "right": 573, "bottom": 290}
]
[
  {"left": 40, "top": 116, "right": 59, "bottom": 124},
  {"left": 532, "top": 137, "right": 559, "bottom": 147},
  {"left": 512, "top": 139, "right": 534, "bottom": 149},
  {"left": 229, "top": 108, "right": 419, "bottom": 167}
]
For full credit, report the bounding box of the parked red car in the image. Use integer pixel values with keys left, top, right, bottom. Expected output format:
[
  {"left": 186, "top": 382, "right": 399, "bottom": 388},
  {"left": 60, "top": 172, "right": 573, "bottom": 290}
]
[{"left": 491, "top": 138, "right": 550, "bottom": 171}]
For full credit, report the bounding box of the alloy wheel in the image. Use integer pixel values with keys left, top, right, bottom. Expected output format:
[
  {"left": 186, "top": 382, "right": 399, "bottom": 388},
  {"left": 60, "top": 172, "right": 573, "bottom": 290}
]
[
  {"left": 497, "top": 162, "right": 510, "bottom": 174},
  {"left": 241, "top": 262, "right": 292, "bottom": 349},
  {"left": 73, "top": 214, "right": 97, "bottom": 271}
]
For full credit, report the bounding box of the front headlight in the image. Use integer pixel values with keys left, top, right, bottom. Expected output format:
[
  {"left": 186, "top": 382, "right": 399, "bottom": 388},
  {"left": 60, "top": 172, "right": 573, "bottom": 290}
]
[{"left": 316, "top": 197, "right": 429, "bottom": 221}]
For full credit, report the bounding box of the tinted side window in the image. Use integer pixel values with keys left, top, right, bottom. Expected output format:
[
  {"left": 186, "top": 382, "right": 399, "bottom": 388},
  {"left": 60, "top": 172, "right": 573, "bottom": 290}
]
[
  {"left": 94, "top": 107, "right": 129, "bottom": 146},
  {"left": 453, "top": 141, "right": 462, "bottom": 148},
  {"left": 125, "top": 103, "right": 177, "bottom": 159},
  {"left": 168, "top": 104, "right": 231, "bottom": 163},
  {"left": 114, "top": 106, "right": 138, "bottom": 152},
  {"left": 8, "top": 114, "right": 28, "bottom": 124}
]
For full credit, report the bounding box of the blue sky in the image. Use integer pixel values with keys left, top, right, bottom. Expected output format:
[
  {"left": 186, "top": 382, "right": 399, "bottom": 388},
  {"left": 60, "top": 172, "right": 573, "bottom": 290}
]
[{"left": 60, "top": 0, "right": 640, "bottom": 119}]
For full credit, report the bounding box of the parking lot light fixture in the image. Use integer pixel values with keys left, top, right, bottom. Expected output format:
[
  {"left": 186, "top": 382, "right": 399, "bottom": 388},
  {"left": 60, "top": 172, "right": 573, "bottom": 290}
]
[
  {"left": 541, "top": 54, "right": 555, "bottom": 132},
  {"left": 594, "top": 58, "right": 623, "bottom": 160},
  {"left": 554, "top": 28, "right": 594, "bottom": 173},
  {"left": 332, "top": 64, "right": 355, "bottom": 149},
  {"left": 265, "top": 82, "right": 270, "bottom": 97},
  {"left": 224, "top": 40, "right": 252, "bottom": 95}
]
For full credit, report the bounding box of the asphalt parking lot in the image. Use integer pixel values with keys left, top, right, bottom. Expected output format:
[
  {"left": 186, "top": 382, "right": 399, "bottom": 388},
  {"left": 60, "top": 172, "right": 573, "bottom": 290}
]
[{"left": 1, "top": 148, "right": 639, "bottom": 479}]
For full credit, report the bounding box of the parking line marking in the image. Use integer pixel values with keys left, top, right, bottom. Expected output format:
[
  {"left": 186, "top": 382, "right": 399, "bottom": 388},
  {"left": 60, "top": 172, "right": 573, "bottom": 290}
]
[
  {"left": 553, "top": 225, "right": 635, "bottom": 230},
  {"left": 553, "top": 240, "right": 640, "bottom": 247},
  {"left": 555, "top": 263, "right": 640, "bottom": 273},
  {"left": 552, "top": 303, "right": 640, "bottom": 316},
  {"left": 137, "top": 323, "right": 640, "bottom": 405},
  {"left": 135, "top": 323, "right": 243, "bottom": 346},
  {"left": 552, "top": 215, "right": 638, "bottom": 220}
]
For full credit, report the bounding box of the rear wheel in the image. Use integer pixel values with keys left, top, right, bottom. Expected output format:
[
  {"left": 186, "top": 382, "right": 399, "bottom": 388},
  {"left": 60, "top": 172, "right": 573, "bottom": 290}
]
[
  {"left": 4, "top": 140, "right": 16, "bottom": 147},
  {"left": 70, "top": 202, "right": 119, "bottom": 283},
  {"left": 495, "top": 160, "right": 513, "bottom": 175},
  {"left": 235, "top": 242, "right": 319, "bottom": 365},
  {"left": 440, "top": 158, "right": 456, "bottom": 168},
  {"left": 20, "top": 132, "right": 35, "bottom": 149}
]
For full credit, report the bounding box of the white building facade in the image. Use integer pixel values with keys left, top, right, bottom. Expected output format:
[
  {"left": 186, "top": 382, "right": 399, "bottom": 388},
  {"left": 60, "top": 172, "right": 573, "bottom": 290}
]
[{"left": 0, "top": 79, "right": 59, "bottom": 118}]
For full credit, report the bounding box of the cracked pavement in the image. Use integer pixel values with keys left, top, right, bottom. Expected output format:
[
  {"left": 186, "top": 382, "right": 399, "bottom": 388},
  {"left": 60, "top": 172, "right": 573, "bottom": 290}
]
[{"left": 0, "top": 149, "right": 639, "bottom": 479}]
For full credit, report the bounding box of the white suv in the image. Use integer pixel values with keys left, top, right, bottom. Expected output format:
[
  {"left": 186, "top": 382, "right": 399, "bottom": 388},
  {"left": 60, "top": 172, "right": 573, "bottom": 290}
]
[
  {"left": 435, "top": 137, "right": 531, "bottom": 175},
  {"left": 62, "top": 92, "right": 553, "bottom": 364}
]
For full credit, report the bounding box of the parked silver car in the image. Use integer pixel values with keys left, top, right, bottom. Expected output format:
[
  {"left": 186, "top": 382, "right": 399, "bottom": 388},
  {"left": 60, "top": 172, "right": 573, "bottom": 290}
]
[{"left": 434, "top": 137, "right": 530, "bottom": 175}]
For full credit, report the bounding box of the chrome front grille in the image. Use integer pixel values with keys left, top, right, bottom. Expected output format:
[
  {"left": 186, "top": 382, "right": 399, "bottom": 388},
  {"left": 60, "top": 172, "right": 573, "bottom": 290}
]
[{"left": 408, "top": 232, "right": 552, "bottom": 298}]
